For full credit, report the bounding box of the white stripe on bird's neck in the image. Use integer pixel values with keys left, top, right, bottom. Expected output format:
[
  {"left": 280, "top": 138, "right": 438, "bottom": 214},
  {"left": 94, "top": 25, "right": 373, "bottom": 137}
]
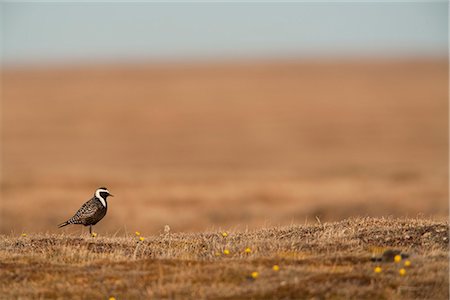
[{"left": 95, "top": 189, "right": 109, "bottom": 207}]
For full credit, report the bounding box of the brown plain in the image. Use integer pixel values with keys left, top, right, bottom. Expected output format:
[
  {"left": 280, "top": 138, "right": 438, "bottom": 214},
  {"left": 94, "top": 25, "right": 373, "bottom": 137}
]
[
  {"left": 2, "top": 59, "right": 447, "bottom": 233},
  {"left": 1, "top": 59, "right": 448, "bottom": 299}
]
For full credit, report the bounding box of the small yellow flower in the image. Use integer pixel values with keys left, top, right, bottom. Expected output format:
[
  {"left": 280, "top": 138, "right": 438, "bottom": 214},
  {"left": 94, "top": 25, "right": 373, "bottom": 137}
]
[
  {"left": 394, "top": 255, "right": 402, "bottom": 263},
  {"left": 109, "top": 297, "right": 116, "bottom": 300},
  {"left": 404, "top": 260, "right": 411, "bottom": 267},
  {"left": 139, "top": 237, "right": 145, "bottom": 242},
  {"left": 21, "top": 233, "right": 27, "bottom": 237},
  {"left": 91, "top": 232, "right": 97, "bottom": 237},
  {"left": 244, "top": 247, "right": 251, "bottom": 254},
  {"left": 223, "top": 249, "right": 230, "bottom": 255},
  {"left": 222, "top": 232, "right": 228, "bottom": 237},
  {"left": 374, "top": 266, "right": 382, "bottom": 273},
  {"left": 251, "top": 271, "right": 259, "bottom": 279},
  {"left": 399, "top": 268, "right": 406, "bottom": 276},
  {"left": 135, "top": 231, "right": 141, "bottom": 236},
  {"left": 272, "top": 265, "right": 280, "bottom": 272}
]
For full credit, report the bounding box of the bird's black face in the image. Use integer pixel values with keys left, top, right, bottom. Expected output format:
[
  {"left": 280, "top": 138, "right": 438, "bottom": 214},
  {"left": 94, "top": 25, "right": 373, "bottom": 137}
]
[
  {"left": 99, "top": 191, "right": 112, "bottom": 199},
  {"left": 96, "top": 187, "right": 113, "bottom": 199}
]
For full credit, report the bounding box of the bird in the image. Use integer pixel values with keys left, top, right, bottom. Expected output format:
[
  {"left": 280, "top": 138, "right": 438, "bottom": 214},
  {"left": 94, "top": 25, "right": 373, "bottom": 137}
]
[{"left": 58, "top": 187, "right": 113, "bottom": 235}]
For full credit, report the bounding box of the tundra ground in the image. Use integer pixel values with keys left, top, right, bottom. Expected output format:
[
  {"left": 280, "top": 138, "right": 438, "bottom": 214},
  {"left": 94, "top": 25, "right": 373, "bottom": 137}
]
[{"left": 0, "top": 218, "right": 448, "bottom": 299}]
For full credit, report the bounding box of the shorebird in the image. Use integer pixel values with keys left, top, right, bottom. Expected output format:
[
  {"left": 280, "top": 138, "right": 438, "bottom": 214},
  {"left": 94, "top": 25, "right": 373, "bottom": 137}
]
[{"left": 58, "top": 187, "right": 113, "bottom": 235}]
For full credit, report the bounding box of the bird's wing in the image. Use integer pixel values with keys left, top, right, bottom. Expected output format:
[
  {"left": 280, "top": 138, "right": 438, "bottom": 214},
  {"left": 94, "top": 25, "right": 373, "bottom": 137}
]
[{"left": 69, "top": 198, "right": 98, "bottom": 222}]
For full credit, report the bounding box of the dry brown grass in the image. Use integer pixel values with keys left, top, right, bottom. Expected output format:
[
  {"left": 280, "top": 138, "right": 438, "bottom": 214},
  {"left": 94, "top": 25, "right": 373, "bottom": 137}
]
[
  {"left": 1, "top": 59, "right": 448, "bottom": 298},
  {"left": 0, "top": 217, "right": 448, "bottom": 299}
]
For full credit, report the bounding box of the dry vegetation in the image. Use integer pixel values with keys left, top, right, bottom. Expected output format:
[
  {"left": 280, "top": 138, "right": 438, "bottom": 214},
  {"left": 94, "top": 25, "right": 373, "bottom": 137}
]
[
  {"left": 1, "top": 59, "right": 448, "bottom": 298},
  {"left": 0, "top": 218, "right": 448, "bottom": 299}
]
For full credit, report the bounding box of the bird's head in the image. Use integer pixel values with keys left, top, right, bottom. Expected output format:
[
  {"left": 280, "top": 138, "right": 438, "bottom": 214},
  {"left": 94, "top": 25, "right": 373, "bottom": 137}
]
[{"left": 95, "top": 187, "right": 114, "bottom": 200}]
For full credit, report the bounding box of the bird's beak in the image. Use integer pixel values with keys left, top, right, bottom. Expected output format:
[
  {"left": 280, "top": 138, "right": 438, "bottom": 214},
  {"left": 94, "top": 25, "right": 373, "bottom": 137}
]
[{"left": 109, "top": 194, "right": 114, "bottom": 197}]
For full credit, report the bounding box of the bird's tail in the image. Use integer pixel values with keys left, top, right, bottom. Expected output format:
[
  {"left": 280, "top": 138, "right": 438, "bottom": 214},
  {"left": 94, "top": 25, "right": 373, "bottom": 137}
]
[{"left": 58, "top": 221, "right": 70, "bottom": 228}]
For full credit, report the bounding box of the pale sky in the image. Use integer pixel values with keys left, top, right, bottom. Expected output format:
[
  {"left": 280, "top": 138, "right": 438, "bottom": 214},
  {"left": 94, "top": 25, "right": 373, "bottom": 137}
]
[{"left": 1, "top": 2, "right": 447, "bottom": 66}]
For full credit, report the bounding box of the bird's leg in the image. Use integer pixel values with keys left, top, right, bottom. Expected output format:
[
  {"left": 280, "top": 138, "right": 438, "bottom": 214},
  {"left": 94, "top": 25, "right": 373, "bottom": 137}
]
[{"left": 89, "top": 225, "right": 92, "bottom": 235}]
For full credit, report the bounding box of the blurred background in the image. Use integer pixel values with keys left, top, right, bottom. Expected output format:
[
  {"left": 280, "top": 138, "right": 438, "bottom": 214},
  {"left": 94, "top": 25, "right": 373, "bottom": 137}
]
[{"left": 1, "top": 3, "right": 448, "bottom": 234}]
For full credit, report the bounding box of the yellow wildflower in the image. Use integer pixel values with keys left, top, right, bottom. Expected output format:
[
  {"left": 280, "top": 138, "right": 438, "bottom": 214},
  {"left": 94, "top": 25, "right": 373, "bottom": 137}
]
[
  {"left": 245, "top": 247, "right": 251, "bottom": 254},
  {"left": 251, "top": 271, "right": 259, "bottom": 279},
  {"left": 272, "top": 265, "right": 280, "bottom": 272},
  {"left": 374, "top": 266, "right": 382, "bottom": 273},
  {"left": 21, "top": 233, "right": 27, "bottom": 237},
  {"left": 399, "top": 268, "right": 406, "bottom": 276},
  {"left": 139, "top": 237, "right": 145, "bottom": 242},
  {"left": 223, "top": 249, "right": 230, "bottom": 255},
  {"left": 91, "top": 232, "right": 97, "bottom": 238},
  {"left": 109, "top": 297, "right": 116, "bottom": 300},
  {"left": 404, "top": 260, "right": 411, "bottom": 267},
  {"left": 222, "top": 232, "right": 228, "bottom": 237},
  {"left": 394, "top": 255, "right": 402, "bottom": 263},
  {"left": 135, "top": 231, "right": 141, "bottom": 236}
]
